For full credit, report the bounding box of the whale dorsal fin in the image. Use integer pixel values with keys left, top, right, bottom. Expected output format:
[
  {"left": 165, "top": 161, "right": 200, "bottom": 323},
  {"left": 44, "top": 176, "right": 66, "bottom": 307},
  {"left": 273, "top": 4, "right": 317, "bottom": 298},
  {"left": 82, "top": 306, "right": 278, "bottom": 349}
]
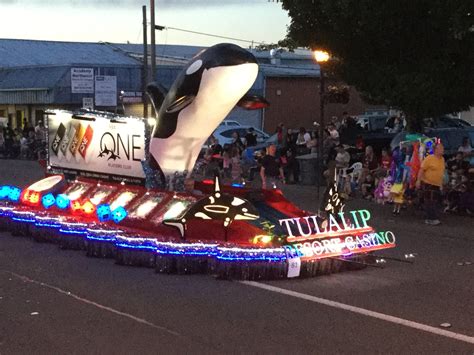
[
  {"left": 146, "top": 82, "right": 168, "bottom": 114},
  {"left": 237, "top": 94, "right": 270, "bottom": 110},
  {"left": 214, "top": 175, "right": 221, "bottom": 193}
]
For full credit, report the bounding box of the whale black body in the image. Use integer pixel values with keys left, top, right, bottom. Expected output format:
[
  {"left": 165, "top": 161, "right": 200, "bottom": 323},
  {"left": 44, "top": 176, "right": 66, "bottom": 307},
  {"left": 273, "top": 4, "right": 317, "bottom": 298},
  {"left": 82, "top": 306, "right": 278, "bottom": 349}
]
[
  {"left": 163, "top": 176, "right": 259, "bottom": 239},
  {"left": 147, "top": 43, "right": 267, "bottom": 185}
]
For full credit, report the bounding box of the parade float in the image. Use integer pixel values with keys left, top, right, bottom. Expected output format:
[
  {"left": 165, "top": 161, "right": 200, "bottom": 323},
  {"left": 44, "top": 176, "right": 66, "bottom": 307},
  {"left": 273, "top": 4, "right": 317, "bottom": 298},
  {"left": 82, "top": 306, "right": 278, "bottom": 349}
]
[{"left": 0, "top": 43, "right": 397, "bottom": 280}]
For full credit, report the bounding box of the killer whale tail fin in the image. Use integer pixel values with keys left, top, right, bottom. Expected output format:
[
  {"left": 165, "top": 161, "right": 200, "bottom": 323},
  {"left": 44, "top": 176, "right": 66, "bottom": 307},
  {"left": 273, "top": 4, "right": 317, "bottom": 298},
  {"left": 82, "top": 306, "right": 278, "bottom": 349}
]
[
  {"left": 163, "top": 218, "right": 186, "bottom": 239},
  {"left": 237, "top": 94, "right": 270, "bottom": 110},
  {"left": 146, "top": 82, "right": 168, "bottom": 116}
]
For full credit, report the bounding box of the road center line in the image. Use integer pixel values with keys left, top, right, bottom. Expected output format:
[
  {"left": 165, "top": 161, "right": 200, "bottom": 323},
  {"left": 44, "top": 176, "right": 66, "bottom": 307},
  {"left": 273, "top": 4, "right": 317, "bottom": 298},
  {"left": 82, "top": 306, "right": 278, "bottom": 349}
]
[
  {"left": 4, "top": 270, "right": 181, "bottom": 337},
  {"left": 240, "top": 281, "right": 474, "bottom": 345}
]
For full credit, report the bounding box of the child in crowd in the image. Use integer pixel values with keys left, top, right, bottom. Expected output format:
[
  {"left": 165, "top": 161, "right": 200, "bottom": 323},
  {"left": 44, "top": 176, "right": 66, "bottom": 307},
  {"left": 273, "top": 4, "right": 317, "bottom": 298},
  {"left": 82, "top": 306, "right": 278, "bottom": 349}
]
[
  {"left": 221, "top": 144, "right": 231, "bottom": 179},
  {"left": 390, "top": 182, "right": 405, "bottom": 215},
  {"left": 230, "top": 146, "right": 242, "bottom": 182},
  {"left": 361, "top": 174, "right": 375, "bottom": 200}
]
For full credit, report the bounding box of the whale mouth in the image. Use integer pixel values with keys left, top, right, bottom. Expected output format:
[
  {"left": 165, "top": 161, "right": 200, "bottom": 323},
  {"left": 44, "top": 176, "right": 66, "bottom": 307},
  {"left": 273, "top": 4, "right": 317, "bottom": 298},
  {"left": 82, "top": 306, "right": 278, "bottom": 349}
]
[{"left": 204, "top": 205, "right": 229, "bottom": 214}]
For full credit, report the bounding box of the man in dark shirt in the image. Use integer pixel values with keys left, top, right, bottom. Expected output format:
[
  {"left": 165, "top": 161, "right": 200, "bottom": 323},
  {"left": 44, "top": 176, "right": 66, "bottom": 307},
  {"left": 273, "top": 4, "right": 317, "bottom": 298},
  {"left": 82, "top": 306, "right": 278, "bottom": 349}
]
[
  {"left": 3, "top": 123, "right": 14, "bottom": 158},
  {"left": 260, "top": 144, "right": 285, "bottom": 189},
  {"left": 245, "top": 127, "right": 257, "bottom": 147}
]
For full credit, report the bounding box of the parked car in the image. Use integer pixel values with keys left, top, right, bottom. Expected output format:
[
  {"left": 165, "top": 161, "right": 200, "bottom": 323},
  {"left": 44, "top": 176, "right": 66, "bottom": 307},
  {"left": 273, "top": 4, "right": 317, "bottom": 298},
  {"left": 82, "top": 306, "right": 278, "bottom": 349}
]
[
  {"left": 356, "top": 115, "right": 390, "bottom": 131},
  {"left": 390, "top": 127, "right": 474, "bottom": 157},
  {"left": 218, "top": 120, "right": 241, "bottom": 127},
  {"left": 211, "top": 125, "right": 270, "bottom": 146},
  {"left": 424, "top": 116, "right": 471, "bottom": 129}
]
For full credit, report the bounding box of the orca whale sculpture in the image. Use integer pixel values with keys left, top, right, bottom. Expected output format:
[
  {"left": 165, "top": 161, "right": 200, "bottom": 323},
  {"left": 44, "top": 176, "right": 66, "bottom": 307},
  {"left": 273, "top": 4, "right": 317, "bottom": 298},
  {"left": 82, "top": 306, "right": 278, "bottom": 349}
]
[
  {"left": 146, "top": 43, "right": 268, "bottom": 185},
  {"left": 163, "top": 175, "right": 259, "bottom": 239}
]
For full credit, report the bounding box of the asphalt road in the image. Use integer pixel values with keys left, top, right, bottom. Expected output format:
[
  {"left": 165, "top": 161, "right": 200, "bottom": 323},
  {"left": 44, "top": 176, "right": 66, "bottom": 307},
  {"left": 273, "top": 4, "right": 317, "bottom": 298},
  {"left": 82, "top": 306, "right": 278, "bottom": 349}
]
[{"left": 1, "top": 160, "right": 473, "bottom": 354}]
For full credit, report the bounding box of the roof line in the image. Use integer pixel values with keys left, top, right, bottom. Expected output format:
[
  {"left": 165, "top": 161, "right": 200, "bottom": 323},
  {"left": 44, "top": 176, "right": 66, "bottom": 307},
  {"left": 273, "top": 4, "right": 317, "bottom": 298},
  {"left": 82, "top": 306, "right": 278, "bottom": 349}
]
[
  {"left": 0, "top": 88, "right": 50, "bottom": 92},
  {"left": 259, "top": 64, "right": 320, "bottom": 72},
  {"left": 100, "top": 42, "right": 144, "bottom": 65},
  {"left": 0, "top": 38, "right": 106, "bottom": 45}
]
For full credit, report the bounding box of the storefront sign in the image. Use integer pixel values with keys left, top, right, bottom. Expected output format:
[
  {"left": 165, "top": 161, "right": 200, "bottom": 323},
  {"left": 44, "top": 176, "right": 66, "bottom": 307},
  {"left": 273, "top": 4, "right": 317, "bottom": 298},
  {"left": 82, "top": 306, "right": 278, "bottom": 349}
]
[
  {"left": 82, "top": 97, "right": 94, "bottom": 110},
  {"left": 95, "top": 76, "right": 117, "bottom": 107},
  {"left": 71, "top": 68, "right": 94, "bottom": 94},
  {"left": 47, "top": 110, "right": 145, "bottom": 181},
  {"left": 121, "top": 91, "right": 143, "bottom": 104}
]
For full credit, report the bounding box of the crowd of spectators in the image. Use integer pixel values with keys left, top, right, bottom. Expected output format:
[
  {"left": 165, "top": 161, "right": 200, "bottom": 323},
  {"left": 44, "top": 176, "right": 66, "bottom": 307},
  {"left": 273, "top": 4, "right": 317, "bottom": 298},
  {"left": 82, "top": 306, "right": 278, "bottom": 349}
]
[
  {"left": 0, "top": 119, "right": 47, "bottom": 160},
  {"left": 197, "top": 113, "right": 473, "bottom": 224}
]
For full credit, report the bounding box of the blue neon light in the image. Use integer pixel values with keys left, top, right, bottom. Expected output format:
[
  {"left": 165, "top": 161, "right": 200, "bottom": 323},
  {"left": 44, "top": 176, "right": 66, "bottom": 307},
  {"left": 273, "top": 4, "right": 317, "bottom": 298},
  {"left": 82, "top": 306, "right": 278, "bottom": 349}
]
[
  {"left": 6, "top": 206, "right": 289, "bottom": 264},
  {"left": 115, "top": 243, "right": 157, "bottom": 251},
  {"left": 12, "top": 217, "right": 35, "bottom": 223},
  {"left": 86, "top": 235, "right": 116, "bottom": 242},
  {"left": 35, "top": 222, "right": 62, "bottom": 228},
  {"left": 59, "top": 228, "right": 87, "bottom": 235}
]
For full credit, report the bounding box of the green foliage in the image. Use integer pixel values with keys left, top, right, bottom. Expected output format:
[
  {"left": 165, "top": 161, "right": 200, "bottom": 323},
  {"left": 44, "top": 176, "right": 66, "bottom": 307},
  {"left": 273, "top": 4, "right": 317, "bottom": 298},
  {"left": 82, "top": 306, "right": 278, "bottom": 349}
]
[
  {"left": 255, "top": 38, "right": 299, "bottom": 52},
  {"left": 280, "top": 0, "right": 474, "bottom": 129},
  {"left": 259, "top": 221, "right": 285, "bottom": 244}
]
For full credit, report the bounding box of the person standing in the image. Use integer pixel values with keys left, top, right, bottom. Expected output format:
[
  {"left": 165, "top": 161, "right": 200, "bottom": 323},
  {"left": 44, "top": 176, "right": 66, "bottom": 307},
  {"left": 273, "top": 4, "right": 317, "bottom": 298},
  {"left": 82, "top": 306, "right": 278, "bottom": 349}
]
[
  {"left": 34, "top": 120, "right": 48, "bottom": 159},
  {"left": 0, "top": 125, "right": 4, "bottom": 157},
  {"left": 230, "top": 146, "right": 242, "bottom": 182},
  {"left": 260, "top": 144, "right": 285, "bottom": 189},
  {"left": 244, "top": 127, "right": 257, "bottom": 147},
  {"left": 3, "top": 123, "right": 14, "bottom": 158},
  {"left": 295, "top": 127, "right": 311, "bottom": 155},
  {"left": 458, "top": 136, "right": 472, "bottom": 158},
  {"left": 327, "top": 123, "right": 340, "bottom": 145},
  {"left": 230, "top": 131, "right": 245, "bottom": 154},
  {"left": 358, "top": 145, "right": 378, "bottom": 187},
  {"left": 416, "top": 144, "right": 446, "bottom": 225}
]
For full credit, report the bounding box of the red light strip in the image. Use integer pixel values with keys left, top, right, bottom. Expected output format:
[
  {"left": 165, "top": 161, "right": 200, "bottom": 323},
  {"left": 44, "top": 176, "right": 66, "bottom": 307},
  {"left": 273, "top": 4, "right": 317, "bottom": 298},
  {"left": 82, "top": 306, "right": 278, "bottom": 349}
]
[
  {"left": 298, "top": 242, "right": 396, "bottom": 261},
  {"left": 286, "top": 226, "right": 374, "bottom": 243}
]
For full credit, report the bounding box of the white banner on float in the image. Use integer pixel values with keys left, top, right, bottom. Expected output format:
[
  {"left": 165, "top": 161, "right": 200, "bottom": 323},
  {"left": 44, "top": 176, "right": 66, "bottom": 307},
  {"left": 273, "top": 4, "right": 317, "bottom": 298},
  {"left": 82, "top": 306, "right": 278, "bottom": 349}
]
[
  {"left": 71, "top": 68, "right": 94, "bottom": 94},
  {"left": 95, "top": 75, "right": 117, "bottom": 107},
  {"left": 47, "top": 111, "right": 145, "bottom": 180}
]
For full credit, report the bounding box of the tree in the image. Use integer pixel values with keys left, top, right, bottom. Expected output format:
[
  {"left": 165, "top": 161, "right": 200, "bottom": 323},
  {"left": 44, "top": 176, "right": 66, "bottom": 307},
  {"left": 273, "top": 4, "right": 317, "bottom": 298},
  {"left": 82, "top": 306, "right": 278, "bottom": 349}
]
[{"left": 280, "top": 0, "right": 474, "bottom": 131}]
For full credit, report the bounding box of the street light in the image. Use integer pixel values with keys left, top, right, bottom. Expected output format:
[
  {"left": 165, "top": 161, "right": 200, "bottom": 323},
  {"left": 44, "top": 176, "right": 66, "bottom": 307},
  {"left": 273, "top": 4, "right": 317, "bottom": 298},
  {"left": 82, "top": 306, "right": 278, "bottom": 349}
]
[{"left": 313, "top": 50, "right": 330, "bottom": 203}]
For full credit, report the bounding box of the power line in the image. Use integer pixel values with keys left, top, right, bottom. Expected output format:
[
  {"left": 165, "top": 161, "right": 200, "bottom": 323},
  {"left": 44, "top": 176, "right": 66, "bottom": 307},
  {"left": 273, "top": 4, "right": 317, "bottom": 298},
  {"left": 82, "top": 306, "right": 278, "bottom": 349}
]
[{"left": 154, "top": 24, "right": 269, "bottom": 46}]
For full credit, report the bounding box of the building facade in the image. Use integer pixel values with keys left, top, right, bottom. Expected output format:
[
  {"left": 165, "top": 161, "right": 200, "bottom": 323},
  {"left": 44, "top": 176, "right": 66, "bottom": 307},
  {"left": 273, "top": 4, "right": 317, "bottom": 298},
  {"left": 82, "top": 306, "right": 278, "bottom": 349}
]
[{"left": 0, "top": 39, "right": 375, "bottom": 133}]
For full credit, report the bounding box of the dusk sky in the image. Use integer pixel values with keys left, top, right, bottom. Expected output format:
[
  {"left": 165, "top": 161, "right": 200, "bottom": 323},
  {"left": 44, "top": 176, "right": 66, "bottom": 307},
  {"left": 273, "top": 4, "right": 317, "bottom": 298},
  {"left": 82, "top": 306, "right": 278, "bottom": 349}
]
[{"left": 0, "top": 0, "right": 290, "bottom": 47}]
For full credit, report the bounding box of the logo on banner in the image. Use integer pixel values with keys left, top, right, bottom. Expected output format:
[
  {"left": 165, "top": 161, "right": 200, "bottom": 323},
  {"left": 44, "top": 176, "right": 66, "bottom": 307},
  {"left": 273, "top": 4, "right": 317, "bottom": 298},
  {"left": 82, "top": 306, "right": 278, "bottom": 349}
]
[{"left": 97, "top": 132, "right": 142, "bottom": 162}]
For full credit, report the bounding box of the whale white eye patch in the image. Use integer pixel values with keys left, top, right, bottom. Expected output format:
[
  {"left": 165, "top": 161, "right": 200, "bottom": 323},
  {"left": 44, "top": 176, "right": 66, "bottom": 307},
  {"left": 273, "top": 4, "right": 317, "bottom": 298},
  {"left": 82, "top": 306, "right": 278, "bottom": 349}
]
[{"left": 186, "top": 59, "right": 203, "bottom": 75}]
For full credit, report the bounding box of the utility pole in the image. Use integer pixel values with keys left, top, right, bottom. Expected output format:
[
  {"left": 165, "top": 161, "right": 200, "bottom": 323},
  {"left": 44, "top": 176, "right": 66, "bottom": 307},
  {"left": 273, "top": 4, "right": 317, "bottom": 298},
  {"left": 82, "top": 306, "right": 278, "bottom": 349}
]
[
  {"left": 318, "top": 67, "right": 325, "bottom": 200},
  {"left": 142, "top": 5, "right": 148, "bottom": 118},
  {"left": 150, "top": 0, "right": 157, "bottom": 117}
]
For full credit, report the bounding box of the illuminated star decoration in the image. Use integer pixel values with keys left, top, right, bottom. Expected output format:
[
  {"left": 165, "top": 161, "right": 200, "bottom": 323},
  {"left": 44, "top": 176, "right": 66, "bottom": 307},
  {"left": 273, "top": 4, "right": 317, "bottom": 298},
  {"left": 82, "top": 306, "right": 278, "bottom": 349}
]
[{"left": 163, "top": 175, "right": 259, "bottom": 240}]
